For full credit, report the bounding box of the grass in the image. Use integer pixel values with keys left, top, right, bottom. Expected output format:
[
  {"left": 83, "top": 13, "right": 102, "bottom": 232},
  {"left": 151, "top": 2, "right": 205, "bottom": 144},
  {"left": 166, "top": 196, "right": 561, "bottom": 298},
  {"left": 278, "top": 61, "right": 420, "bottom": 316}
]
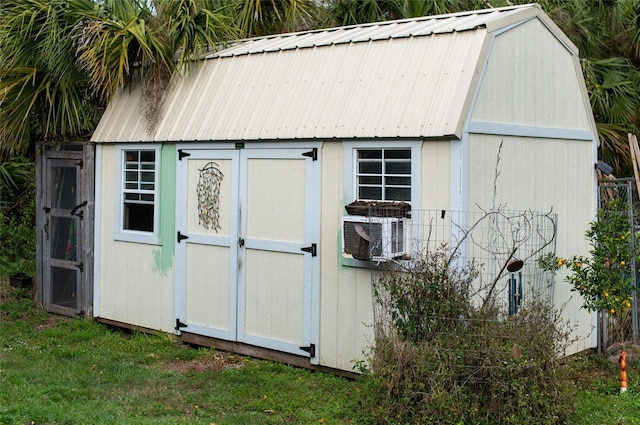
[
  {"left": 3, "top": 279, "right": 640, "bottom": 424},
  {"left": 0, "top": 282, "right": 359, "bottom": 425}
]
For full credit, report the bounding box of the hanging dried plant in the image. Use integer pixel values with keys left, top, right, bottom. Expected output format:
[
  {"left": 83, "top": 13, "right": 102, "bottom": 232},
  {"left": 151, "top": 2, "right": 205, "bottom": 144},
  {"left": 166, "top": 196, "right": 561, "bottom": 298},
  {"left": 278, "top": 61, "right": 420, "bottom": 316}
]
[{"left": 197, "top": 161, "right": 224, "bottom": 232}]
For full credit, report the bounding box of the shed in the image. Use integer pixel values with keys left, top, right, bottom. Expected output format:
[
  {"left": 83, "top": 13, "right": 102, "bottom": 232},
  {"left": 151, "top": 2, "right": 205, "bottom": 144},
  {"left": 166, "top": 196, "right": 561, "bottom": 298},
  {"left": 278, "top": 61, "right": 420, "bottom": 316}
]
[{"left": 36, "top": 3, "right": 598, "bottom": 373}]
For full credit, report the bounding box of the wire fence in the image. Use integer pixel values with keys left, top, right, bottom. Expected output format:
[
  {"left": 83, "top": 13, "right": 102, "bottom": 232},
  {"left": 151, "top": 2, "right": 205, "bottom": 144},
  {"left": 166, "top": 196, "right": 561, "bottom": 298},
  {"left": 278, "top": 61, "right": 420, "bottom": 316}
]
[
  {"left": 598, "top": 179, "right": 639, "bottom": 351},
  {"left": 360, "top": 206, "right": 558, "bottom": 315}
]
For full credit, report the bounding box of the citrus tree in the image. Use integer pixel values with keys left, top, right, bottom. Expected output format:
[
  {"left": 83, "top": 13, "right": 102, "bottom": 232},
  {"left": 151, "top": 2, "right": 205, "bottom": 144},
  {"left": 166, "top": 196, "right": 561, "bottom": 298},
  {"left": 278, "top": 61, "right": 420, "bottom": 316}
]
[{"left": 540, "top": 198, "right": 637, "bottom": 391}]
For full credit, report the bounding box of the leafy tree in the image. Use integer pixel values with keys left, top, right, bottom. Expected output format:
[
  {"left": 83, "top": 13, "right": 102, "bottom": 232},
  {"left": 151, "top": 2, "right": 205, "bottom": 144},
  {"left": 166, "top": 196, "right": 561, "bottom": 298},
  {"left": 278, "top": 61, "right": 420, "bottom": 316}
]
[
  {"left": 0, "top": 0, "right": 102, "bottom": 156},
  {"left": 0, "top": 0, "right": 238, "bottom": 156}
]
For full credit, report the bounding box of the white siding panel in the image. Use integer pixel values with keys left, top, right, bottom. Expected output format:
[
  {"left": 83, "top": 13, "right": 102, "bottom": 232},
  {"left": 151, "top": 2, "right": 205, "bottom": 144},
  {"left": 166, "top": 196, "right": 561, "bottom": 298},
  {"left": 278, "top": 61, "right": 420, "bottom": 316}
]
[
  {"left": 467, "top": 134, "right": 595, "bottom": 353},
  {"left": 97, "top": 145, "right": 174, "bottom": 331},
  {"left": 472, "top": 19, "right": 591, "bottom": 131}
]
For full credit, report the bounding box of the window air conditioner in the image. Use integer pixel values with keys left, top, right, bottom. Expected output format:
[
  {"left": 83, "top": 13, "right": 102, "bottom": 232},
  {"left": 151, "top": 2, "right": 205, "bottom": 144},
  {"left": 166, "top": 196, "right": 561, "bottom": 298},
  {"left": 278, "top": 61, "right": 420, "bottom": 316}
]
[{"left": 342, "top": 215, "right": 407, "bottom": 262}]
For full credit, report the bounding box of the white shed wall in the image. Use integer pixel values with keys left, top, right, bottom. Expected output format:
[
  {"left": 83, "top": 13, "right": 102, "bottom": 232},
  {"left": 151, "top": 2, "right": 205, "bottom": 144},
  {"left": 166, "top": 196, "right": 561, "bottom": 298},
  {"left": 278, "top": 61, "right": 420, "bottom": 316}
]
[
  {"left": 95, "top": 144, "right": 175, "bottom": 332},
  {"left": 466, "top": 134, "right": 595, "bottom": 352},
  {"left": 471, "top": 18, "right": 592, "bottom": 131}
]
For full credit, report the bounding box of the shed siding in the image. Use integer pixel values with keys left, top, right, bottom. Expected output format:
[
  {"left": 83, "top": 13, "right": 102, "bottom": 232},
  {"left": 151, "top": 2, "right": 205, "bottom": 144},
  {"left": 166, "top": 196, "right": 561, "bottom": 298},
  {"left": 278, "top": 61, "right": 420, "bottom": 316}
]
[
  {"left": 96, "top": 144, "right": 175, "bottom": 332},
  {"left": 466, "top": 134, "right": 595, "bottom": 351},
  {"left": 471, "top": 18, "right": 592, "bottom": 131}
]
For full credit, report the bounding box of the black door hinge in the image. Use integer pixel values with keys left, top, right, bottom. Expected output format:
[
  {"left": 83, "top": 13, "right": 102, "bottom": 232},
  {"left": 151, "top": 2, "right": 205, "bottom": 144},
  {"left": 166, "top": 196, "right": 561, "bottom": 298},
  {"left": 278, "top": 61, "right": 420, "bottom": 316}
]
[
  {"left": 76, "top": 160, "right": 84, "bottom": 169},
  {"left": 175, "top": 319, "right": 187, "bottom": 331},
  {"left": 177, "top": 231, "right": 189, "bottom": 243},
  {"left": 301, "top": 243, "right": 317, "bottom": 257},
  {"left": 302, "top": 148, "right": 317, "bottom": 161},
  {"left": 178, "top": 149, "right": 191, "bottom": 160},
  {"left": 299, "top": 343, "right": 316, "bottom": 357},
  {"left": 77, "top": 263, "right": 84, "bottom": 272}
]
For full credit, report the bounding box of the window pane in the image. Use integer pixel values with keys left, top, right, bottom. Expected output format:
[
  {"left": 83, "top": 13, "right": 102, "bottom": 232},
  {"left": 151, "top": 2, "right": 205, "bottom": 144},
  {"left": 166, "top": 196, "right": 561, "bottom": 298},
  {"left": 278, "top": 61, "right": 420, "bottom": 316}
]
[
  {"left": 124, "top": 203, "right": 154, "bottom": 232},
  {"left": 141, "top": 194, "right": 155, "bottom": 202},
  {"left": 358, "top": 161, "right": 382, "bottom": 174},
  {"left": 358, "top": 150, "right": 382, "bottom": 159},
  {"left": 385, "top": 150, "right": 410, "bottom": 159},
  {"left": 141, "top": 171, "right": 154, "bottom": 182},
  {"left": 140, "top": 150, "right": 155, "bottom": 162},
  {"left": 358, "top": 176, "right": 382, "bottom": 185},
  {"left": 385, "top": 161, "right": 411, "bottom": 174},
  {"left": 125, "top": 171, "right": 138, "bottom": 182},
  {"left": 386, "top": 187, "right": 411, "bottom": 201},
  {"left": 140, "top": 183, "right": 154, "bottom": 191},
  {"left": 386, "top": 176, "right": 411, "bottom": 186},
  {"left": 124, "top": 193, "right": 140, "bottom": 201},
  {"left": 125, "top": 151, "right": 139, "bottom": 162},
  {"left": 359, "top": 186, "right": 382, "bottom": 200}
]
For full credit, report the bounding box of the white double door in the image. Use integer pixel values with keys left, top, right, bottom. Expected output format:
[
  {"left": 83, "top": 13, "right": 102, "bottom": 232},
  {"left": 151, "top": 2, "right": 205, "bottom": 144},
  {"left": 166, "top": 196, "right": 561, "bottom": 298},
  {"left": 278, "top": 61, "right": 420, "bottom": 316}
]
[{"left": 174, "top": 145, "right": 320, "bottom": 361}]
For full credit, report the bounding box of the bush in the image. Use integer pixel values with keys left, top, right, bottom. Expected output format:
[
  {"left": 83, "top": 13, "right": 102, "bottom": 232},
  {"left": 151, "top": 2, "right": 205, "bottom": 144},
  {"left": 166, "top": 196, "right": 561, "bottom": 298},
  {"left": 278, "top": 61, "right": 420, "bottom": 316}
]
[
  {"left": 0, "top": 198, "right": 36, "bottom": 278},
  {"left": 357, "top": 247, "right": 575, "bottom": 425}
]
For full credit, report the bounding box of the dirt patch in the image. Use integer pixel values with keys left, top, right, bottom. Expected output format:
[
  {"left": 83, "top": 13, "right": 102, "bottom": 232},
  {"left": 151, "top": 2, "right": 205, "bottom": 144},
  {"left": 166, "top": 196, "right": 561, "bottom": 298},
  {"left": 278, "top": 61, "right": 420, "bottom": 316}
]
[
  {"left": 163, "top": 351, "right": 245, "bottom": 373},
  {"left": 35, "top": 313, "right": 73, "bottom": 330}
]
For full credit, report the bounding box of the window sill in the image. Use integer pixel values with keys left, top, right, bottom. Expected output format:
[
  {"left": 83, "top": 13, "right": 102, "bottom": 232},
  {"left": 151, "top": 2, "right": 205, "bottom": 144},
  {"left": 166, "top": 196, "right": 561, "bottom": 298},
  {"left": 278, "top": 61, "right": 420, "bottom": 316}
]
[{"left": 113, "top": 231, "right": 160, "bottom": 245}]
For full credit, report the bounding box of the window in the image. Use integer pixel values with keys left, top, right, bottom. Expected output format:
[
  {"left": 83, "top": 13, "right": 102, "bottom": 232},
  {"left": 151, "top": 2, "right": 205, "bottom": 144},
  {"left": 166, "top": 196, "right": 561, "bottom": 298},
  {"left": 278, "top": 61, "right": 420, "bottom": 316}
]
[
  {"left": 356, "top": 148, "right": 411, "bottom": 202},
  {"left": 117, "top": 148, "right": 159, "bottom": 242}
]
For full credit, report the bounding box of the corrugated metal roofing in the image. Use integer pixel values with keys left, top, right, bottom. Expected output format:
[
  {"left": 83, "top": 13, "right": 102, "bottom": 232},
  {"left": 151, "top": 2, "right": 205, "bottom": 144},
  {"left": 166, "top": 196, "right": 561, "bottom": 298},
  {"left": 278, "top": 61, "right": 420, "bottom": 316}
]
[{"left": 91, "top": 3, "right": 573, "bottom": 143}]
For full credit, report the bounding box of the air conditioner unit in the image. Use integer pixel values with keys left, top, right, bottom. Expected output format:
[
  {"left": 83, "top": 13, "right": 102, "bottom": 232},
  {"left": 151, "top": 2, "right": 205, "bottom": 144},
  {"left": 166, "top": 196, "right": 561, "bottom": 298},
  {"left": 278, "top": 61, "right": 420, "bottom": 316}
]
[{"left": 342, "top": 215, "right": 407, "bottom": 262}]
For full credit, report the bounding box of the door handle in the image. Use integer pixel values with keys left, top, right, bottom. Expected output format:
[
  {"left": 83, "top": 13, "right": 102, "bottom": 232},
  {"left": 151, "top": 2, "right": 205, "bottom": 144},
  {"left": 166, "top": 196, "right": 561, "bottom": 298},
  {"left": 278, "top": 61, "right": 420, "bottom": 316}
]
[{"left": 70, "top": 200, "right": 88, "bottom": 219}]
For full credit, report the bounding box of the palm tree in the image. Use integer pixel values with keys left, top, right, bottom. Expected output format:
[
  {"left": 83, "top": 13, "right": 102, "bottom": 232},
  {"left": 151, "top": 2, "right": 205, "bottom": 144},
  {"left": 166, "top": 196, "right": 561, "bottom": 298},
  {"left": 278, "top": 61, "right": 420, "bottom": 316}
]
[
  {"left": 0, "top": 0, "right": 101, "bottom": 156},
  {"left": 219, "top": 0, "right": 323, "bottom": 38},
  {"left": 0, "top": 0, "right": 238, "bottom": 156}
]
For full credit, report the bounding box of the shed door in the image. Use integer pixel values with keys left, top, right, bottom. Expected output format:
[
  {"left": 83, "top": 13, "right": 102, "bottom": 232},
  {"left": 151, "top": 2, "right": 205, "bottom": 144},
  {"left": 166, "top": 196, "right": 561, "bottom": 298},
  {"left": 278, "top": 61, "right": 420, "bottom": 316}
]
[
  {"left": 38, "top": 146, "right": 94, "bottom": 319},
  {"left": 175, "top": 147, "right": 319, "bottom": 360}
]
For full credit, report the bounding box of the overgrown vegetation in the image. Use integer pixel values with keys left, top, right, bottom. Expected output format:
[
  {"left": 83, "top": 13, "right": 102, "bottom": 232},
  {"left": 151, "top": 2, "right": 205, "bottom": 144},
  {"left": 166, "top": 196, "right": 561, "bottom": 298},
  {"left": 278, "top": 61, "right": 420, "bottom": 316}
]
[
  {"left": 0, "top": 158, "right": 35, "bottom": 278},
  {"left": 357, "top": 246, "right": 576, "bottom": 425}
]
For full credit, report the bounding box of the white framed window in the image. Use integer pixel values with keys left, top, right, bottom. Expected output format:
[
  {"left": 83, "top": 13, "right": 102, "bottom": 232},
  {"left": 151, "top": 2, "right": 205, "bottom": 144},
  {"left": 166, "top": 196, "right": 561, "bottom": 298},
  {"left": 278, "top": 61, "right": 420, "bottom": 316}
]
[
  {"left": 344, "top": 141, "right": 421, "bottom": 205},
  {"left": 114, "top": 145, "right": 160, "bottom": 244},
  {"left": 356, "top": 148, "right": 412, "bottom": 202}
]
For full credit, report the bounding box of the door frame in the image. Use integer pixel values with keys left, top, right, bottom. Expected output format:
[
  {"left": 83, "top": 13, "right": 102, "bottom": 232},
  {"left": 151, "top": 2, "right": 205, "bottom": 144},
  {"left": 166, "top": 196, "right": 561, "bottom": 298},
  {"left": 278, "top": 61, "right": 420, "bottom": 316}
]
[
  {"left": 173, "top": 142, "right": 321, "bottom": 364},
  {"left": 36, "top": 142, "right": 95, "bottom": 318}
]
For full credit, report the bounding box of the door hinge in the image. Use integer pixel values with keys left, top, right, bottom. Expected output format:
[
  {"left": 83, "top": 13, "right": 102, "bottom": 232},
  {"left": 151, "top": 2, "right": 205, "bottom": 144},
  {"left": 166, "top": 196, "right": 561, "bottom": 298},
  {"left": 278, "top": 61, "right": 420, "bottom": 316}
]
[
  {"left": 299, "top": 343, "right": 316, "bottom": 357},
  {"left": 175, "top": 318, "right": 187, "bottom": 331},
  {"left": 177, "top": 231, "right": 189, "bottom": 243},
  {"left": 301, "top": 243, "right": 317, "bottom": 257},
  {"left": 77, "top": 311, "right": 85, "bottom": 318},
  {"left": 76, "top": 160, "right": 84, "bottom": 169},
  {"left": 77, "top": 263, "right": 84, "bottom": 272},
  {"left": 178, "top": 149, "right": 191, "bottom": 160},
  {"left": 302, "top": 148, "right": 317, "bottom": 161}
]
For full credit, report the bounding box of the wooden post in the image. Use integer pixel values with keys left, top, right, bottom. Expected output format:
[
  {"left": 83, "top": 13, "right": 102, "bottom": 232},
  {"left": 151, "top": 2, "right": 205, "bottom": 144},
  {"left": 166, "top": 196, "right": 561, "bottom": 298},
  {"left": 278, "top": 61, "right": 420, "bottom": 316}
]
[{"left": 628, "top": 133, "right": 640, "bottom": 198}]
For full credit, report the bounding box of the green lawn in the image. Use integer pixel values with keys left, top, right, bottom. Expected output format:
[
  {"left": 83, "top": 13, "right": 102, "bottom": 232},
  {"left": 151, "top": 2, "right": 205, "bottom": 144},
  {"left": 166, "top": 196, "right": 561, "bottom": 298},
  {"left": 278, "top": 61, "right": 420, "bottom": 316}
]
[{"left": 2, "top": 281, "right": 640, "bottom": 424}]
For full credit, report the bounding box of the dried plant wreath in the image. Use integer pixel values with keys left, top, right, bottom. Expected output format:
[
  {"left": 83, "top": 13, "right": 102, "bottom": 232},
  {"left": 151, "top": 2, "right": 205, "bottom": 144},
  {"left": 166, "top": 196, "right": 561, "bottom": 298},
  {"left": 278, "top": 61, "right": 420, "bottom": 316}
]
[{"left": 197, "top": 162, "right": 224, "bottom": 232}]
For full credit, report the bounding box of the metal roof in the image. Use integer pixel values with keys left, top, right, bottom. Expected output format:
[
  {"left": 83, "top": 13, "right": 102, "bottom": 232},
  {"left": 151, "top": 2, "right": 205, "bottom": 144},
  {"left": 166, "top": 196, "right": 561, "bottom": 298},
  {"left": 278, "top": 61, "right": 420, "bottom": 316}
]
[{"left": 92, "top": 3, "right": 575, "bottom": 143}]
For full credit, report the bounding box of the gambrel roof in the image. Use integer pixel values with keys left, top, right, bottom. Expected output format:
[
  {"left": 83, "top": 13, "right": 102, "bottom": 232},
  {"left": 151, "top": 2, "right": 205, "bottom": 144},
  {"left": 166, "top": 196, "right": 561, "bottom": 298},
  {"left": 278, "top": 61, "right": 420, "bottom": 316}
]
[{"left": 91, "top": 3, "right": 579, "bottom": 143}]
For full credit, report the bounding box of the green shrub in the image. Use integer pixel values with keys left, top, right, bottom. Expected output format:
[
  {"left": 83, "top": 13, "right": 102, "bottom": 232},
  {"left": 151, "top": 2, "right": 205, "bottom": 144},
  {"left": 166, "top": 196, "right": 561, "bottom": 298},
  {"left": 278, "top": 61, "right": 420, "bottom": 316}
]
[
  {"left": 0, "top": 198, "right": 36, "bottom": 277},
  {"left": 358, "top": 247, "right": 575, "bottom": 425}
]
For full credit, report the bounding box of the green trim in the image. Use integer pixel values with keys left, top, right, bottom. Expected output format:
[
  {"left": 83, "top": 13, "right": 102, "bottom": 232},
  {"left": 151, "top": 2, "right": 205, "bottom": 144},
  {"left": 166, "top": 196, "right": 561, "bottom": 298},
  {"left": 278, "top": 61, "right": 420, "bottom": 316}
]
[{"left": 153, "top": 144, "right": 176, "bottom": 275}]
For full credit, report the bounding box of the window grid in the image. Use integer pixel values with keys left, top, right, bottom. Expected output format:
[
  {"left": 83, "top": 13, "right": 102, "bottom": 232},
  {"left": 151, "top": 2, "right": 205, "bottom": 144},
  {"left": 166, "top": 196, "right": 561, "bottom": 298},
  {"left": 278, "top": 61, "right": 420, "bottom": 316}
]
[
  {"left": 123, "top": 150, "right": 156, "bottom": 205},
  {"left": 356, "top": 149, "right": 411, "bottom": 202}
]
